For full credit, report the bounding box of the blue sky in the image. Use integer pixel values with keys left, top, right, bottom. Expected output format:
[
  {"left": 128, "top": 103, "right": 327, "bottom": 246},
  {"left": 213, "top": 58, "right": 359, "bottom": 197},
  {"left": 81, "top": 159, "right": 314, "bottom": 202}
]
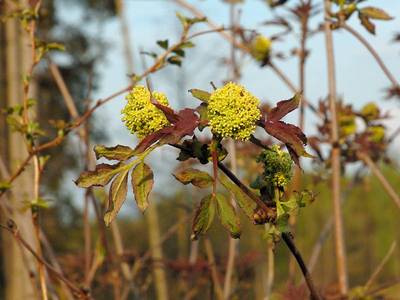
[{"left": 58, "top": 0, "right": 400, "bottom": 212}]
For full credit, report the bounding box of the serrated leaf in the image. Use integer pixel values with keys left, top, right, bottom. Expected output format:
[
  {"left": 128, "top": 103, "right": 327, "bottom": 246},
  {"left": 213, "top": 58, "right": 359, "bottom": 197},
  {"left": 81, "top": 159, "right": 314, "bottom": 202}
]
[
  {"left": 173, "top": 168, "right": 213, "bottom": 188},
  {"left": 134, "top": 108, "right": 199, "bottom": 154},
  {"left": 156, "top": 39, "right": 169, "bottom": 49},
  {"left": 264, "top": 121, "right": 313, "bottom": 165},
  {"left": 75, "top": 163, "right": 122, "bottom": 188},
  {"left": 191, "top": 194, "right": 216, "bottom": 240},
  {"left": 104, "top": 168, "right": 129, "bottom": 226},
  {"left": 215, "top": 193, "right": 241, "bottom": 239},
  {"left": 131, "top": 162, "right": 154, "bottom": 212},
  {"left": 94, "top": 145, "right": 135, "bottom": 161},
  {"left": 268, "top": 93, "right": 301, "bottom": 121},
  {"left": 0, "top": 181, "right": 11, "bottom": 192},
  {"left": 360, "top": 7, "right": 393, "bottom": 20},
  {"left": 219, "top": 173, "right": 256, "bottom": 220},
  {"left": 359, "top": 13, "right": 375, "bottom": 35},
  {"left": 189, "top": 89, "right": 211, "bottom": 103}
]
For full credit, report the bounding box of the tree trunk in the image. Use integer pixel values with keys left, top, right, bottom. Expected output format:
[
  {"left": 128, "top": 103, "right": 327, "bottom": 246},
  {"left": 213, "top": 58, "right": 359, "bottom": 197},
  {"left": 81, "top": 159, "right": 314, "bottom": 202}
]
[{"left": 1, "top": 3, "right": 38, "bottom": 299}]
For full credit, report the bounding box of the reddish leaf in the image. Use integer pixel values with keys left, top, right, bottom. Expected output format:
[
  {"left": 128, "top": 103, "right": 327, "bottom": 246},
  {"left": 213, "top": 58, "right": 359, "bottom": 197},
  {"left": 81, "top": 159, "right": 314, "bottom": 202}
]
[
  {"left": 268, "top": 94, "right": 301, "bottom": 121},
  {"left": 265, "top": 120, "right": 312, "bottom": 165},
  {"left": 134, "top": 108, "right": 199, "bottom": 154},
  {"left": 151, "top": 101, "right": 179, "bottom": 123},
  {"left": 134, "top": 128, "right": 173, "bottom": 154}
]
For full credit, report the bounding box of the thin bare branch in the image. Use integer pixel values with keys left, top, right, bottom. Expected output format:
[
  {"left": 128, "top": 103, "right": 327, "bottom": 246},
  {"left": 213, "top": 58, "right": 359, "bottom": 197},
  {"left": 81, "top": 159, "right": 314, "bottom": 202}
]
[{"left": 323, "top": 1, "right": 348, "bottom": 294}]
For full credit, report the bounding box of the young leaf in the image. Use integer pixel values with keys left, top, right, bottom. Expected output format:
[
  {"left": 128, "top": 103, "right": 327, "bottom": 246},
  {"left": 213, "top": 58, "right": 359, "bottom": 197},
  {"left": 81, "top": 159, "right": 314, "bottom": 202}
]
[
  {"left": 215, "top": 193, "right": 241, "bottom": 239},
  {"left": 131, "top": 162, "right": 154, "bottom": 212},
  {"left": 172, "top": 48, "right": 185, "bottom": 57},
  {"left": 189, "top": 89, "right": 211, "bottom": 103},
  {"left": 267, "top": 93, "right": 301, "bottom": 121},
  {"left": 360, "top": 7, "right": 393, "bottom": 20},
  {"left": 94, "top": 145, "right": 135, "bottom": 161},
  {"left": 359, "top": 13, "right": 376, "bottom": 35},
  {"left": 134, "top": 108, "right": 200, "bottom": 154},
  {"left": 264, "top": 121, "right": 313, "bottom": 165},
  {"left": 191, "top": 194, "right": 216, "bottom": 240},
  {"left": 173, "top": 168, "right": 213, "bottom": 188},
  {"left": 104, "top": 168, "right": 129, "bottom": 226},
  {"left": 0, "top": 181, "right": 11, "bottom": 192},
  {"left": 167, "top": 55, "right": 182, "bottom": 66},
  {"left": 180, "top": 41, "right": 195, "bottom": 48},
  {"left": 75, "top": 163, "right": 122, "bottom": 188},
  {"left": 219, "top": 173, "right": 256, "bottom": 220},
  {"left": 156, "top": 39, "right": 169, "bottom": 49}
]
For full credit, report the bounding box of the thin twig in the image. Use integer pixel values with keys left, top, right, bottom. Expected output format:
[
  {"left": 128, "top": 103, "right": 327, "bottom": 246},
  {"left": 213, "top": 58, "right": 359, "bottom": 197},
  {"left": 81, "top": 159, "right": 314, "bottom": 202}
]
[
  {"left": 281, "top": 233, "right": 322, "bottom": 300},
  {"left": 357, "top": 151, "right": 400, "bottom": 209},
  {"left": 323, "top": 1, "right": 348, "bottom": 294},
  {"left": 364, "top": 241, "right": 396, "bottom": 291},
  {"left": 340, "top": 23, "right": 400, "bottom": 88},
  {"left": 223, "top": 3, "right": 239, "bottom": 298},
  {"left": 204, "top": 238, "right": 224, "bottom": 300},
  {"left": 0, "top": 222, "right": 91, "bottom": 299}
]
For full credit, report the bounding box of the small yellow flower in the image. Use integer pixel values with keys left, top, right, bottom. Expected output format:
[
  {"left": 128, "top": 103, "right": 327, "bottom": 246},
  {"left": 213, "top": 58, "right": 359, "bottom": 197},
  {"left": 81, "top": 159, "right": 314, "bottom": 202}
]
[
  {"left": 121, "top": 86, "right": 170, "bottom": 139},
  {"left": 361, "top": 102, "right": 379, "bottom": 121},
  {"left": 273, "top": 172, "right": 288, "bottom": 188},
  {"left": 207, "top": 82, "right": 261, "bottom": 140},
  {"left": 367, "top": 125, "right": 385, "bottom": 143},
  {"left": 250, "top": 35, "right": 272, "bottom": 62}
]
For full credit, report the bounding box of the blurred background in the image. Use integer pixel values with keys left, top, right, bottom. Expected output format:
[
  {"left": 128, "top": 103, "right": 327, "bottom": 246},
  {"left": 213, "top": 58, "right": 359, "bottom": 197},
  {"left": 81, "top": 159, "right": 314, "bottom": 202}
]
[{"left": 1, "top": 0, "right": 400, "bottom": 299}]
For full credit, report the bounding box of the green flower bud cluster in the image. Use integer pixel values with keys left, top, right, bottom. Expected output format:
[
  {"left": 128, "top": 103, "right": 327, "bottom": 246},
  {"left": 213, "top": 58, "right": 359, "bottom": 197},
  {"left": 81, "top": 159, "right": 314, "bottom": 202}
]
[
  {"left": 121, "top": 86, "right": 170, "bottom": 139},
  {"left": 257, "top": 145, "right": 293, "bottom": 189},
  {"left": 250, "top": 35, "right": 272, "bottom": 62},
  {"left": 207, "top": 82, "right": 261, "bottom": 140}
]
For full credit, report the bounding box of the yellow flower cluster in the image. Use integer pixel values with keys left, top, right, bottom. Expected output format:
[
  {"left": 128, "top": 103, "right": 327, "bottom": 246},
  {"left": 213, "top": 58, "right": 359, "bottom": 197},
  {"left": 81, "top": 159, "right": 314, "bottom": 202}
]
[
  {"left": 250, "top": 35, "right": 272, "bottom": 62},
  {"left": 121, "top": 86, "right": 170, "bottom": 139},
  {"left": 207, "top": 82, "right": 261, "bottom": 140},
  {"left": 273, "top": 172, "right": 288, "bottom": 188}
]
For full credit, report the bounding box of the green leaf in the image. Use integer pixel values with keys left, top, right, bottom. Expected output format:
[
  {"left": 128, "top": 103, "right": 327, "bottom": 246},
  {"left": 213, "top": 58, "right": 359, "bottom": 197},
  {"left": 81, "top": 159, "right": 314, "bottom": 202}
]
[
  {"left": 104, "top": 168, "right": 129, "bottom": 226},
  {"left": 167, "top": 55, "right": 182, "bottom": 66},
  {"left": 215, "top": 193, "right": 241, "bottom": 238},
  {"left": 360, "top": 7, "right": 393, "bottom": 20},
  {"left": 75, "top": 163, "right": 122, "bottom": 188},
  {"left": 219, "top": 173, "right": 256, "bottom": 221},
  {"left": 156, "top": 39, "right": 169, "bottom": 49},
  {"left": 94, "top": 144, "right": 135, "bottom": 161},
  {"left": 191, "top": 194, "right": 216, "bottom": 240},
  {"left": 176, "top": 12, "right": 206, "bottom": 28},
  {"left": 0, "top": 182, "right": 11, "bottom": 192},
  {"left": 276, "top": 199, "right": 285, "bottom": 218},
  {"left": 189, "top": 89, "right": 211, "bottom": 103},
  {"left": 172, "top": 48, "right": 185, "bottom": 57},
  {"left": 180, "top": 41, "right": 195, "bottom": 48},
  {"left": 173, "top": 168, "right": 213, "bottom": 188},
  {"left": 131, "top": 162, "right": 154, "bottom": 212},
  {"left": 140, "top": 51, "right": 157, "bottom": 58},
  {"left": 46, "top": 42, "right": 65, "bottom": 51}
]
